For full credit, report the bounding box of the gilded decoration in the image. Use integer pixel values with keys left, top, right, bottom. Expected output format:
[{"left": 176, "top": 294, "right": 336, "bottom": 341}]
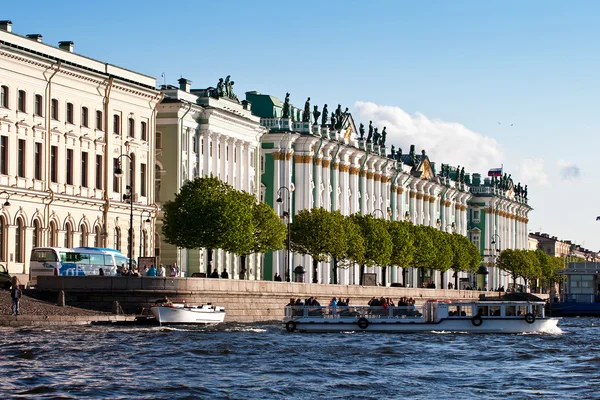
[
  {"left": 315, "top": 158, "right": 322, "bottom": 166},
  {"left": 339, "top": 164, "right": 350, "bottom": 173},
  {"left": 360, "top": 170, "right": 367, "bottom": 177},
  {"left": 444, "top": 201, "right": 452, "bottom": 207},
  {"left": 374, "top": 174, "right": 381, "bottom": 181},
  {"left": 429, "top": 197, "right": 436, "bottom": 203},
  {"left": 349, "top": 167, "right": 360, "bottom": 175},
  {"left": 416, "top": 193, "right": 424, "bottom": 200},
  {"left": 322, "top": 160, "right": 331, "bottom": 168},
  {"left": 418, "top": 158, "right": 434, "bottom": 180},
  {"left": 366, "top": 172, "right": 374, "bottom": 179},
  {"left": 333, "top": 162, "right": 339, "bottom": 170},
  {"left": 272, "top": 152, "right": 292, "bottom": 161},
  {"left": 396, "top": 187, "right": 404, "bottom": 194},
  {"left": 409, "top": 192, "right": 416, "bottom": 198},
  {"left": 294, "top": 155, "right": 313, "bottom": 163},
  {"left": 423, "top": 195, "right": 430, "bottom": 202},
  {"left": 381, "top": 176, "right": 390, "bottom": 183}
]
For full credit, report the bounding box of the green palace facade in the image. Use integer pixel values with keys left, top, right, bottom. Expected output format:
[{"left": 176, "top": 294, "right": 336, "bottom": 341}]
[{"left": 247, "top": 91, "right": 532, "bottom": 289}]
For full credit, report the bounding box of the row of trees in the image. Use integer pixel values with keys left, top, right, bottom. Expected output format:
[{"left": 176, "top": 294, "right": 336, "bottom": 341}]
[
  {"left": 497, "top": 249, "right": 565, "bottom": 291},
  {"left": 162, "top": 177, "right": 482, "bottom": 284},
  {"left": 290, "top": 208, "right": 483, "bottom": 286},
  {"left": 162, "top": 176, "right": 287, "bottom": 274}
]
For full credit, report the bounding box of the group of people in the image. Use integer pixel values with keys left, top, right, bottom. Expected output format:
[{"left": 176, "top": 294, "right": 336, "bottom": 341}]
[
  {"left": 115, "top": 263, "right": 181, "bottom": 277},
  {"left": 367, "top": 296, "right": 416, "bottom": 309},
  {"left": 209, "top": 268, "right": 229, "bottom": 279}
]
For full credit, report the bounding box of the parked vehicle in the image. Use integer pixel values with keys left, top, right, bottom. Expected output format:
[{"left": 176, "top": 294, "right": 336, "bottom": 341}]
[{"left": 0, "top": 264, "right": 11, "bottom": 289}]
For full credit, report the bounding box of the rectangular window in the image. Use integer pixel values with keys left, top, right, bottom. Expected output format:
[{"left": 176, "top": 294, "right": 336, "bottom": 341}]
[
  {"left": 66, "top": 102, "right": 74, "bottom": 124},
  {"left": 50, "top": 146, "right": 58, "bottom": 183},
  {"left": 18, "top": 90, "right": 26, "bottom": 113},
  {"left": 141, "top": 122, "right": 147, "bottom": 141},
  {"left": 81, "top": 152, "right": 88, "bottom": 187},
  {"left": 140, "top": 163, "right": 146, "bottom": 197},
  {"left": 113, "top": 158, "right": 119, "bottom": 192},
  {"left": 96, "top": 110, "right": 103, "bottom": 130},
  {"left": 95, "top": 155, "right": 103, "bottom": 189},
  {"left": 472, "top": 234, "right": 480, "bottom": 250},
  {"left": 17, "top": 139, "right": 25, "bottom": 178},
  {"left": 156, "top": 132, "right": 162, "bottom": 149},
  {"left": 193, "top": 136, "right": 198, "bottom": 153},
  {"left": 34, "top": 142, "right": 42, "bottom": 180},
  {"left": 128, "top": 118, "right": 135, "bottom": 137},
  {"left": 66, "top": 148, "right": 73, "bottom": 185},
  {"left": 81, "top": 107, "right": 89, "bottom": 127},
  {"left": 35, "top": 94, "right": 43, "bottom": 116},
  {"left": 0, "top": 86, "right": 8, "bottom": 108},
  {"left": 113, "top": 114, "right": 120, "bottom": 135},
  {"left": 0, "top": 136, "right": 7, "bottom": 174},
  {"left": 473, "top": 209, "right": 480, "bottom": 221},
  {"left": 51, "top": 99, "right": 58, "bottom": 120}
]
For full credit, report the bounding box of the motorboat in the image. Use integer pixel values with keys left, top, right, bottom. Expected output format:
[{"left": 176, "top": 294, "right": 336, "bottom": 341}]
[
  {"left": 151, "top": 303, "right": 226, "bottom": 326},
  {"left": 284, "top": 297, "right": 560, "bottom": 334}
]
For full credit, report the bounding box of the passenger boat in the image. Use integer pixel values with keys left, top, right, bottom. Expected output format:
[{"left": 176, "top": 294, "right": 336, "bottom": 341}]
[
  {"left": 284, "top": 298, "right": 559, "bottom": 333},
  {"left": 150, "top": 303, "right": 226, "bottom": 326}
]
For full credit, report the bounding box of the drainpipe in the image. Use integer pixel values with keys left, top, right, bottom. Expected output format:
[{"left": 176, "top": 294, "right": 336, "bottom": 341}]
[
  {"left": 102, "top": 77, "right": 114, "bottom": 247},
  {"left": 43, "top": 62, "right": 61, "bottom": 246}
]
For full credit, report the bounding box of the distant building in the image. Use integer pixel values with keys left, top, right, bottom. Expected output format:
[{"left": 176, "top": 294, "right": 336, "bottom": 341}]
[
  {"left": 529, "top": 232, "right": 598, "bottom": 261},
  {"left": 155, "top": 78, "right": 265, "bottom": 278},
  {"left": 248, "top": 91, "right": 472, "bottom": 287},
  {"left": 0, "top": 21, "right": 161, "bottom": 275},
  {"left": 467, "top": 172, "right": 532, "bottom": 290}
]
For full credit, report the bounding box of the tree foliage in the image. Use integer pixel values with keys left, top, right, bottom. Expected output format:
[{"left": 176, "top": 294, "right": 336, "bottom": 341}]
[
  {"left": 351, "top": 214, "right": 392, "bottom": 267},
  {"left": 290, "top": 208, "right": 344, "bottom": 262},
  {"left": 387, "top": 221, "right": 414, "bottom": 269}
]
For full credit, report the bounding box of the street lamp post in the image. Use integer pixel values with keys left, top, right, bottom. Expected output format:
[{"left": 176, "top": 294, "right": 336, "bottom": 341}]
[
  {"left": 114, "top": 154, "right": 133, "bottom": 271},
  {"left": 276, "top": 186, "right": 291, "bottom": 282},
  {"left": 445, "top": 222, "right": 456, "bottom": 232},
  {"left": 372, "top": 208, "right": 384, "bottom": 219},
  {"left": 139, "top": 210, "right": 151, "bottom": 257},
  {"left": 491, "top": 233, "right": 502, "bottom": 290}
]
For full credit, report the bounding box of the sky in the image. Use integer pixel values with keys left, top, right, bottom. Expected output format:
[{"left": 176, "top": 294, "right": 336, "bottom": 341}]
[{"left": 3, "top": 0, "right": 600, "bottom": 249}]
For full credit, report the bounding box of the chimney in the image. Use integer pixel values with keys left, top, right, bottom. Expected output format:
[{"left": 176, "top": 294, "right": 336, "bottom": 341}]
[
  {"left": 26, "top": 34, "right": 43, "bottom": 42},
  {"left": 0, "top": 20, "right": 12, "bottom": 32},
  {"left": 178, "top": 77, "right": 191, "bottom": 92},
  {"left": 58, "top": 41, "right": 74, "bottom": 52}
]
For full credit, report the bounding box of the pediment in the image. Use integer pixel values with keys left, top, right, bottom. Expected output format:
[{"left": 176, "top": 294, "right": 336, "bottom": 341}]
[{"left": 417, "top": 157, "right": 435, "bottom": 180}]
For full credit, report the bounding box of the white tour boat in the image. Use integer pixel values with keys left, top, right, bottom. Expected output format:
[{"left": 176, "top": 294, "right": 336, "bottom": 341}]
[
  {"left": 151, "top": 303, "right": 226, "bottom": 326},
  {"left": 284, "top": 298, "right": 560, "bottom": 334}
]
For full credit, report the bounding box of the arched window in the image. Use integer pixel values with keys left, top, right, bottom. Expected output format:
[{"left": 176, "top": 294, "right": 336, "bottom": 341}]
[
  {"left": 114, "top": 227, "right": 121, "bottom": 251},
  {"left": 80, "top": 224, "right": 88, "bottom": 247},
  {"left": 64, "top": 223, "right": 72, "bottom": 248},
  {"left": 0, "top": 216, "right": 5, "bottom": 261},
  {"left": 17, "top": 90, "right": 26, "bottom": 113},
  {"left": 33, "top": 220, "right": 41, "bottom": 248},
  {"left": 35, "top": 94, "right": 43, "bottom": 116},
  {"left": 15, "top": 218, "right": 23, "bottom": 263},
  {"left": 66, "top": 102, "right": 74, "bottom": 124},
  {"left": 49, "top": 221, "right": 57, "bottom": 247},
  {"left": 94, "top": 225, "right": 101, "bottom": 247},
  {"left": 128, "top": 117, "right": 135, "bottom": 137},
  {"left": 155, "top": 164, "right": 161, "bottom": 202}
]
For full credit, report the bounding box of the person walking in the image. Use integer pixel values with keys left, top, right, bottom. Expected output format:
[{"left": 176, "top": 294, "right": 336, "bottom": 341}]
[{"left": 10, "top": 277, "right": 21, "bottom": 316}]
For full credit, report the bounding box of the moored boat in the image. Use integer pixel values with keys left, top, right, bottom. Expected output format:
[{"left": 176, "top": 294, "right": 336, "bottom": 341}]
[
  {"left": 284, "top": 298, "right": 559, "bottom": 334},
  {"left": 151, "top": 303, "right": 226, "bottom": 326}
]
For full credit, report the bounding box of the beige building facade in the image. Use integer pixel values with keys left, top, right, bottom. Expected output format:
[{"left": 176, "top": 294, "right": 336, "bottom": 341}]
[{"left": 0, "top": 21, "right": 161, "bottom": 275}]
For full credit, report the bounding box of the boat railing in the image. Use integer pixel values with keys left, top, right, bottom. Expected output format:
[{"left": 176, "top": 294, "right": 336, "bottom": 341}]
[{"left": 284, "top": 305, "right": 425, "bottom": 320}]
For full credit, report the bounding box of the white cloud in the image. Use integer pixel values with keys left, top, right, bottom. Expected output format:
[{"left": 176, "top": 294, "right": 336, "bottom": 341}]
[
  {"left": 557, "top": 160, "right": 581, "bottom": 180},
  {"left": 353, "top": 101, "right": 503, "bottom": 174},
  {"left": 517, "top": 158, "right": 549, "bottom": 187}
]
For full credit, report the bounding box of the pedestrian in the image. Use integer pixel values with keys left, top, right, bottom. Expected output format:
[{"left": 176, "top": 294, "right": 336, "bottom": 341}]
[
  {"left": 220, "top": 268, "right": 229, "bottom": 279},
  {"left": 274, "top": 273, "right": 282, "bottom": 281},
  {"left": 10, "top": 277, "right": 21, "bottom": 316},
  {"left": 210, "top": 268, "right": 219, "bottom": 278},
  {"left": 157, "top": 264, "right": 166, "bottom": 277}
]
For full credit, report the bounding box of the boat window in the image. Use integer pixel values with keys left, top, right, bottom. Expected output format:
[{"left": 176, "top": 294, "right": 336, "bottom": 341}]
[
  {"left": 490, "top": 306, "right": 501, "bottom": 316},
  {"left": 448, "top": 305, "right": 459, "bottom": 316},
  {"left": 476, "top": 306, "right": 489, "bottom": 316},
  {"left": 505, "top": 305, "right": 516, "bottom": 316},
  {"left": 517, "top": 305, "right": 528, "bottom": 316}
]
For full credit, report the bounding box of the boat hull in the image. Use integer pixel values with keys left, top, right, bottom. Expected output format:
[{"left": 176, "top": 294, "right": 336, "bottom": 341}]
[
  {"left": 151, "top": 306, "right": 226, "bottom": 325},
  {"left": 288, "top": 317, "right": 560, "bottom": 333},
  {"left": 286, "top": 318, "right": 559, "bottom": 333}
]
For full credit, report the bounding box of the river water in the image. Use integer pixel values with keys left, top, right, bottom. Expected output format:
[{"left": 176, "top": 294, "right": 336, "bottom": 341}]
[{"left": 0, "top": 317, "right": 598, "bottom": 399}]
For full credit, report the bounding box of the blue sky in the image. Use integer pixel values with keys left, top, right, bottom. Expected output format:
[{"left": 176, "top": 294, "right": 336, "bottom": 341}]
[{"left": 4, "top": 1, "right": 600, "bottom": 249}]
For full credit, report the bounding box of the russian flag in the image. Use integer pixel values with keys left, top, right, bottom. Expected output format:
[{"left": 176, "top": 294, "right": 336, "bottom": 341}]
[{"left": 488, "top": 168, "right": 502, "bottom": 177}]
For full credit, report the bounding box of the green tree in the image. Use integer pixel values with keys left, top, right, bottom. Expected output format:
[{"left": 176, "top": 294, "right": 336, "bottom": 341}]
[
  {"left": 387, "top": 220, "right": 414, "bottom": 286},
  {"left": 330, "top": 214, "right": 365, "bottom": 284},
  {"left": 430, "top": 229, "right": 453, "bottom": 288},
  {"left": 411, "top": 225, "right": 436, "bottom": 286},
  {"left": 290, "top": 208, "right": 346, "bottom": 283},
  {"left": 162, "top": 176, "right": 252, "bottom": 268},
  {"left": 351, "top": 214, "right": 392, "bottom": 285},
  {"left": 236, "top": 201, "right": 286, "bottom": 279},
  {"left": 450, "top": 233, "right": 482, "bottom": 289},
  {"left": 497, "top": 249, "right": 536, "bottom": 290}
]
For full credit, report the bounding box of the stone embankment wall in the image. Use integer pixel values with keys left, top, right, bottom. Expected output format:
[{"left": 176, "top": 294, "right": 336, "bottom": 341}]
[{"left": 35, "top": 276, "right": 546, "bottom": 323}]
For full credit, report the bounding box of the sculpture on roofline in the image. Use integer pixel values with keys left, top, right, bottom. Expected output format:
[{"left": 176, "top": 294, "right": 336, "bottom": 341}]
[
  {"left": 302, "top": 97, "right": 311, "bottom": 122},
  {"left": 397, "top": 147, "right": 402, "bottom": 160},
  {"left": 282, "top": 93, "right": 291, "bottom": 119},
  {"left": 409, "top": 145, "right": 416, "bottom": 166},
  {"left": 321, "top": 104, "right": 328, "bottom": 126},
  {"left": 381, "top": 127, "right": 387, "bottom": 147},
  {"left": 524, "top": 184, "right": 528, "bottom": 199},
  {"left": 366, "top": 121, "right": 373, "bottom": 142},
  {"left": 373, "top": 128, "right": 380, "bottom": 145},
  {"left": 313, "top": 105, "right": 321, "bottom": 125},
  {"left": 229, "top": 81, "right": 239, "bottom": 102},
  {"left": 217, "top": 78, "right": 225, "bottom": 97},
  {"left": 359, "top": 123, "right": 365, "bottom": 140},
  {"left": 335, "top": 104, "right": 343, "bottom": 129},
  {"left": 330, "top": 113, "right": 337, "bottom": 130},
  {"left": 225, "top": 75, "right": 232, "bottom": 97},
  {"left": 390, "top": 145, "right": 395, "bottom": 159},
  {"left": 460, "top": 167, "right": 465, "bottom": 183}
]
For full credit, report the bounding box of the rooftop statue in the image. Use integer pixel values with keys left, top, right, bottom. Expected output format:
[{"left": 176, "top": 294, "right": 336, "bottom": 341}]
[
  {"left": 341, "top": 107, "right": 349, "bottom": 128},
  {"left": 321, "top": 104, "right": 328, "bottom": 126},
  {"left": 229, "top": 81, "right": 239, "bottom": 102},
  {"left": 217, "top": 78, "right": 225, "bottom": 97},
  {"left": 359, "top": 123, "right": 365, "bottom": 140},
  {"left": 460, "top": 167, "right": 465, "bottom": 183},
  {"left": 282, "top": 92, "right": 291, "bottom": 119},
  {"left": 373, "top": 127, "right": 380, "bottom": 145},
  {"left": 397, "top": 147, "right": 402, "bottom": 160},
  {"left": 313, "top": 105, "right": 321, "bottom": 125},
  {"left": 390, "top": 145, "right": 395, "bottom": 159},
  {"left": 225, "top": 75, "right": 232, "bottom": 97},
  {"left": 303, "top": 97, "right": 311, "bottom": 123},
  {"left": 409, "top": 145, "right": 416, "bottom": 166},
  {"left": 330, "top": 113, "right": 337, "bottom": 130},
  {"left": 456, "top": 165, "right": 460, "bottom": 181},
  {"left": 380, "top": 127, "right": 387, "bottom": 146},
  {"left": 367, "top": 121, "right": 373, "bottom": 142},
  {"left": 524, "top": 184, "right": 528, "bottom": 199},
  {"left": 335, "top": 104, "right": 343, "bottom": 129}
]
